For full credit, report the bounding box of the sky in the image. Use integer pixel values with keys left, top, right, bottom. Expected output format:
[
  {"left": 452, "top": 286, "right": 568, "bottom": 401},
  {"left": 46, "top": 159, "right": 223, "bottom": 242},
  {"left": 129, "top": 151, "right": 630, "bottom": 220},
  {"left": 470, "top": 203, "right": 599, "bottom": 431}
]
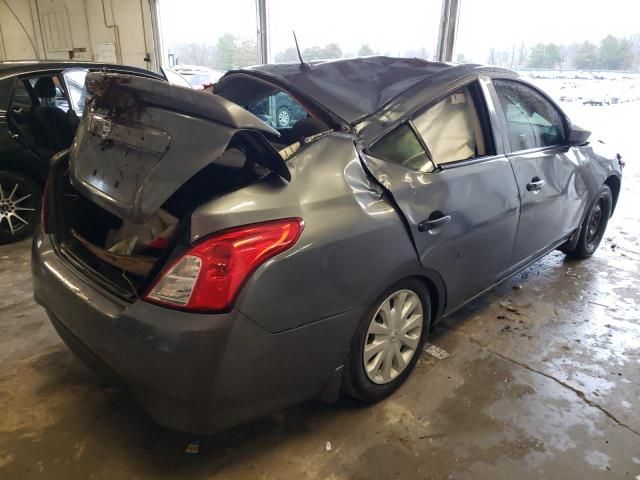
[{"left": 159, "top": 0, "right": 640, "bottom": 62}]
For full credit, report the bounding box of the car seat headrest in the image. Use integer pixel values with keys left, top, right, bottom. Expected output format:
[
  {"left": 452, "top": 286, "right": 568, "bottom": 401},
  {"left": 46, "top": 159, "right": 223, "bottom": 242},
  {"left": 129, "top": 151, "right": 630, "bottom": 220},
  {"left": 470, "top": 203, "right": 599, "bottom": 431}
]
[{"left": 34, "top": 77, "right": 57, "bottom": 99}]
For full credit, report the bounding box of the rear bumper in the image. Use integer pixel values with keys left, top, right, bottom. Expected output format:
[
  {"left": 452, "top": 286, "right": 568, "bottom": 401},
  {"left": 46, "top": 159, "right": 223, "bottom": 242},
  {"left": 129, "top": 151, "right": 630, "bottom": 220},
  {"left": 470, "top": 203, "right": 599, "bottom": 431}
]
[{"left": 32, "top": 230, "right": 361, "bottom": 433}]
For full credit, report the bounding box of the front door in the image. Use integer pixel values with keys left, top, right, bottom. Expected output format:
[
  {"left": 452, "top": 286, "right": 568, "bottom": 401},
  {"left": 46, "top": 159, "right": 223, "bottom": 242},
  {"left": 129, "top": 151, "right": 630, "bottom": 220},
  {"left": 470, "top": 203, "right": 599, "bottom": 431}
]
[
  {"left": 362, "top": 83, "right": 521, "bottom": 311},
  {"left": 491, "top": 79, "right": 587, "bottom": 267}
]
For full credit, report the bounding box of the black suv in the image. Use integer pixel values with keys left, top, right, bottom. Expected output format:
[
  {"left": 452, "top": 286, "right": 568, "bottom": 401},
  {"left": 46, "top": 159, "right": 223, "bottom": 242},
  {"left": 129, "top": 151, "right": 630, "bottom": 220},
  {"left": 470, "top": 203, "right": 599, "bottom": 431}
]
[{"left": 0, "top": 61, "right": 163, "bottom": 245}]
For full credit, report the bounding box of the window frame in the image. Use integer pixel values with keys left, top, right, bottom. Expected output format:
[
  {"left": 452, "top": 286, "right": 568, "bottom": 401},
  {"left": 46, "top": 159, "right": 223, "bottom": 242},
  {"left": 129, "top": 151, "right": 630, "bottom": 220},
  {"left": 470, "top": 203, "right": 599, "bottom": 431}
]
[
  {"left": 489, "top": 77, "right": 570, "bottom": 155},
  {"left": 365, "top": 77, "right": 500, "bottom": 172}
]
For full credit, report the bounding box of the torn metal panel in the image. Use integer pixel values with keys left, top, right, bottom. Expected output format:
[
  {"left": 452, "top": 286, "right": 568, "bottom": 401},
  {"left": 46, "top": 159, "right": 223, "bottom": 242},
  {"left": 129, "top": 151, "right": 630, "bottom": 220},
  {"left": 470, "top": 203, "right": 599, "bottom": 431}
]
[{"left": 70, "top": 73, "right": 288, "bottom": 223}]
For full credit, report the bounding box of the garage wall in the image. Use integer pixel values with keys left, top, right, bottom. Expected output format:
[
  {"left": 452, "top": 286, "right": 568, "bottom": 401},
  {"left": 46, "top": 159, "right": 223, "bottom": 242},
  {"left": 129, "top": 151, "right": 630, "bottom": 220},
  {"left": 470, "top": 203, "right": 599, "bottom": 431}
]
[
  {"left": 0, "top": 0, "right": 38, "bottom": 60},
  {"left": 0, "top": 0, "right": 158, "bottom": 71}
]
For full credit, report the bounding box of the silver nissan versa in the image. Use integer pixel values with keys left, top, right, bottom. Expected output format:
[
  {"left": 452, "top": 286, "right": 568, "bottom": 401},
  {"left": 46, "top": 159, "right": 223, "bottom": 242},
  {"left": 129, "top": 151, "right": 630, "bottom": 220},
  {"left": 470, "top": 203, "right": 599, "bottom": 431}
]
[{"left": 32, "top": 57, "right": 623, "bottom": 433}]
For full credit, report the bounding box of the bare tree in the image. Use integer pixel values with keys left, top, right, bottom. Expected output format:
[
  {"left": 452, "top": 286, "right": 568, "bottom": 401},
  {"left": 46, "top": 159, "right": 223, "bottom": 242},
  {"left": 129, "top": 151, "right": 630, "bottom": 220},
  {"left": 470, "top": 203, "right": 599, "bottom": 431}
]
[{"left": 171, "top": 42, "right": 217, "bottom": 67}]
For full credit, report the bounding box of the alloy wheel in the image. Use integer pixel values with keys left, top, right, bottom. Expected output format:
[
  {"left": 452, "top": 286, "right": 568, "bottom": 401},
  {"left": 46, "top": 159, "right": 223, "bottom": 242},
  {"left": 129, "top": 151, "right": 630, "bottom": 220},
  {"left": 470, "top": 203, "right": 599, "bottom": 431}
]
[
  {"left": 0, "top": 180, "right": 37, "bottom": 237},
  {"left": 277, "top": 108, "right": 291, "bottom": 127},
  {"left": 363, "top": 289, "right": 423, "bottom": 384}
]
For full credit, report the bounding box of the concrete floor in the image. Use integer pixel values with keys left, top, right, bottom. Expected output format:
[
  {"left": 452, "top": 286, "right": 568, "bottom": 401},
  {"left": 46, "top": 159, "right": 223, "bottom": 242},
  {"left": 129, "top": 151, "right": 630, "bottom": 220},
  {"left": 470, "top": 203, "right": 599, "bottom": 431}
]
[{"left": 1, "top": 103, "right": 639, "bottom": 479}]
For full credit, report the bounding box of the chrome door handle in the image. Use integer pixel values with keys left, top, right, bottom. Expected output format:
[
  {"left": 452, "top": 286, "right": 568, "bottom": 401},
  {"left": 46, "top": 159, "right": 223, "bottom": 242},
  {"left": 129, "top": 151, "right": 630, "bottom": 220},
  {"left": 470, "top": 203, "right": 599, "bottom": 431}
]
[
  {"left": 526, "top": 177, "right": 545, "bottom": 192},
  {"left": 419, "top": 214, "right": 451, "bottom": 232}
]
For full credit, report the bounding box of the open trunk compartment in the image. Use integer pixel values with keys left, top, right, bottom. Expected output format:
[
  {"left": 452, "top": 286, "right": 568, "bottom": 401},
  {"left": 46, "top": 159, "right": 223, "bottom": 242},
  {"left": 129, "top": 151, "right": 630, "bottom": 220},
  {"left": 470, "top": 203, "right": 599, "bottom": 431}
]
[
  {"left": 49, "top": 145, "right": 274, "bottom": 300},
  {"left": 48, "top": 73, "right": 293, "bottom": 300}
]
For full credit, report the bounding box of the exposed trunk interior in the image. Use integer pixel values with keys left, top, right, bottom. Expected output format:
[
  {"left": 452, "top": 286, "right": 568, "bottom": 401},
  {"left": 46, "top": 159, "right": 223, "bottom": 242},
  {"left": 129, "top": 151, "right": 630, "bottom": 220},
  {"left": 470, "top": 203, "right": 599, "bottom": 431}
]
[{"left": 51, "top": 146, "right": 269, "bottom": 300}]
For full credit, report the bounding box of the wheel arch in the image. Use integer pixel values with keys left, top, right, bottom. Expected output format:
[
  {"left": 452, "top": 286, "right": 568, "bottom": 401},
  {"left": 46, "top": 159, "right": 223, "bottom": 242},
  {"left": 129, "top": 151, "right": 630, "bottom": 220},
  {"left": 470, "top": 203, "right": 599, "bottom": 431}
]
[
  {"left": 403, "top": 271, "right": 446, "bottom": 328},
  {"left": 604, "top": 175, "right": 621, "bottom": 215}
]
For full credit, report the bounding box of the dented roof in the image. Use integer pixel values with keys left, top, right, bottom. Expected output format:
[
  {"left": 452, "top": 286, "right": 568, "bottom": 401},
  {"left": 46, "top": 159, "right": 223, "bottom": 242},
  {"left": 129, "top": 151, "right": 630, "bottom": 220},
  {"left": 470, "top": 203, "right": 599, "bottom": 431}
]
[{"left": 231, "top": 56, "right": 455, "bottom": 124}]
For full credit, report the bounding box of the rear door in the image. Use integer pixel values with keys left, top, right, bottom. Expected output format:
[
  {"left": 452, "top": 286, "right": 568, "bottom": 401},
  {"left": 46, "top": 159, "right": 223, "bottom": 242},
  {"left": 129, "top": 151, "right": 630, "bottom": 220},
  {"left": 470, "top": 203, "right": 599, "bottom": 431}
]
[
  {"left": 491, "top": 79, "right": 587, "bottom": 267},
  {"left": 361, "top": 81, "right": 521, "bottom": 311}
]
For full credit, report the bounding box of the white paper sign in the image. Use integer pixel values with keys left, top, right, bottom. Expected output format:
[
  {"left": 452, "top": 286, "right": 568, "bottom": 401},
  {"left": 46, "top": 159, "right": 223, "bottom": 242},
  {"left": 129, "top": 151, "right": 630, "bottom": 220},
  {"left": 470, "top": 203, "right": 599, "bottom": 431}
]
[{"left": 95, "top": 43, "right": 117, "bottom": 63}]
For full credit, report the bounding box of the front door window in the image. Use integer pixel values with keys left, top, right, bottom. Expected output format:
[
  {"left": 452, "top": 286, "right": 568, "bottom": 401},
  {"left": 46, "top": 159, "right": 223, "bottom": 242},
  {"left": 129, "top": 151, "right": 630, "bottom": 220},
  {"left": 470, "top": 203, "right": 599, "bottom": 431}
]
[{"left": 493, "top": 79, "right": 565, "bottom": 151}]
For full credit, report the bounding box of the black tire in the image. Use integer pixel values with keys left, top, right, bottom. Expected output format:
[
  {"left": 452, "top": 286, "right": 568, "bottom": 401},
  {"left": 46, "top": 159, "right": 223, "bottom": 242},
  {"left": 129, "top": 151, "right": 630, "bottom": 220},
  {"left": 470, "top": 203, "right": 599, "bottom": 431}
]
[
  {"left": 0, "top": 170, "right": 42, "bottom": 245},
  {"left": 565, "top": 184, "right": 612, "bottom": 259},
  {"left": 342, "top": 278, "right": 431, "bottom": 402}
]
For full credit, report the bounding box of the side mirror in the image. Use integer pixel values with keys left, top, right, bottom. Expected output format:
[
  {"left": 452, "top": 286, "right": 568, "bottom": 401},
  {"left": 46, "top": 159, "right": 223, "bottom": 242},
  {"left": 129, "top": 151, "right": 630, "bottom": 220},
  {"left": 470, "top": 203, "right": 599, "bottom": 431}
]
[{"left": 568, "top": 125, "right": 591, "bottom": 146}]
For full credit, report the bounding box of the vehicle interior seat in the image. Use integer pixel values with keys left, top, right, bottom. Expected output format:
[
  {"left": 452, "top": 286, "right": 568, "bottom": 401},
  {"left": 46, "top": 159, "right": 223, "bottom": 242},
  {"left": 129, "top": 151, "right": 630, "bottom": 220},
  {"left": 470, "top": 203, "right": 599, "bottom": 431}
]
[{"left": 32, "top": 77, "right": 75, "bottom": 151}]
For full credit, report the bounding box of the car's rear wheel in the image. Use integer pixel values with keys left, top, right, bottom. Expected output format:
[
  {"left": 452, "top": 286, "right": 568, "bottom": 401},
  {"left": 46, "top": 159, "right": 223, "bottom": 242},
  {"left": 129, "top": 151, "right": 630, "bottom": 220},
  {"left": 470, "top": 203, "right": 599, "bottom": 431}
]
[
  {"left": 0, "top": 171, "right": 41, "bottom": 245},
  {"left": 343, "top": 279, "right": 431, "bottom": 402},
  {"left": 563, "top": 184, "right": 612, "bottom": 259}
]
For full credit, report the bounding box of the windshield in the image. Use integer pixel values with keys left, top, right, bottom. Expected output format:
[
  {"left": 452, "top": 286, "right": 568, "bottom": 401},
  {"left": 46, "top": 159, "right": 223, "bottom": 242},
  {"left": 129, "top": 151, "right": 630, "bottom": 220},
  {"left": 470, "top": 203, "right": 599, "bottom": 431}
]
[{"left": 163, "top": 68, "right": 193, "bottom": 88}]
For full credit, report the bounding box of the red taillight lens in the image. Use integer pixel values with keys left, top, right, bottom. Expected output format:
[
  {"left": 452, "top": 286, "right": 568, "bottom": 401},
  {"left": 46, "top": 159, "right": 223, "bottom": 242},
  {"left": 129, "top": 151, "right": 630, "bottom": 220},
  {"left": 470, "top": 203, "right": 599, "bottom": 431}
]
[{"left": 144, "top": 218, "right": 304, "bottom": 312}]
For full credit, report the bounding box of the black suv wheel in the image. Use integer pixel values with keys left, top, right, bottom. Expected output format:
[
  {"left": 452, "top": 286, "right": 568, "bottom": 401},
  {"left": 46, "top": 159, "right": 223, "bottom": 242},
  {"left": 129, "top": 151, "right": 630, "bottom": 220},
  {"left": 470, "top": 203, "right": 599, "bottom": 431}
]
[{"left": 0, "top": 171, "right": 42, "bottom": 245}]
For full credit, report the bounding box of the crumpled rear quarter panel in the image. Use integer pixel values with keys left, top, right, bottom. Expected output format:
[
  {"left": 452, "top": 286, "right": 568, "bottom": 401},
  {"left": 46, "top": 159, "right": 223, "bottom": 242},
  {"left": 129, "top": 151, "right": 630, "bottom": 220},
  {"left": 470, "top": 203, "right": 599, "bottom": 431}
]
[{"left": 191, "top": 134, "right": 423, "bottom": 333}]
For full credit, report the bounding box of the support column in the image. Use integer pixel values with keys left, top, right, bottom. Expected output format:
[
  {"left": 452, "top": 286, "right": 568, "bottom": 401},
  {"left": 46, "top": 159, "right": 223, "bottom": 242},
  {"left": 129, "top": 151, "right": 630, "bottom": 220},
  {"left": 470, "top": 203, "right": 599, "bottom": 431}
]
[
  {"left": 436, "top": 0, "right": 461, "bottom": 62},
  {"left": 256, "top": 0, "right": 269, "bottom": 64}
]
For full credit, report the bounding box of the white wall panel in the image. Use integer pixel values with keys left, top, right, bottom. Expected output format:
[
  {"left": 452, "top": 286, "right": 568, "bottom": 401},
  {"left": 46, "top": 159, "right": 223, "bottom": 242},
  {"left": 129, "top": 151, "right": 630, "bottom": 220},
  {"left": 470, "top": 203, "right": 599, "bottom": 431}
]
[{"left": 0, "top": 0, "right": 157, "bottom": 70}]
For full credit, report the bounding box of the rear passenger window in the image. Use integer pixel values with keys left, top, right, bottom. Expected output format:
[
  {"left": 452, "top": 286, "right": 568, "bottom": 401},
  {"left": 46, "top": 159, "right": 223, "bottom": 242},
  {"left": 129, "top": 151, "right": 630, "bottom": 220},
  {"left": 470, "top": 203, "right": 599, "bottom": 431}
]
[
  {"left": 412, "top": 87, "right": 488, "bottom": 166},
  {"left": 368, "top": 124, "right": 435, "bottom": 172},
  {"left": 493, "top": 79, "right": 565, "bottom": 151}
]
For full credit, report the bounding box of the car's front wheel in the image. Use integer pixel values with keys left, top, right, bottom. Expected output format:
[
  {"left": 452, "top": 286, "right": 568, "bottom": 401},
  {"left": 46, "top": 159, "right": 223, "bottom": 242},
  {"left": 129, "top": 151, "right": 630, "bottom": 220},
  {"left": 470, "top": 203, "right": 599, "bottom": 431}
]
[
  {"left": 343, "top": 279, "right": 431, "bottom": 402},
  {"left": 0, "top": 170, "right": 42, "bottom": 245},
  {"left": 563, "top": 184, "right": 612, "bottom": 259}
]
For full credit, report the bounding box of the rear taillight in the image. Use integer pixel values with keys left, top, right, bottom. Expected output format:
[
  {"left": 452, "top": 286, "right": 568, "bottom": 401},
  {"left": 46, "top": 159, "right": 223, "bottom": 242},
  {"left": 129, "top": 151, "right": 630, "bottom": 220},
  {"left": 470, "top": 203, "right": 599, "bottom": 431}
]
[{"left": 144, "top": 218, "right": 304, "bottom": 312}]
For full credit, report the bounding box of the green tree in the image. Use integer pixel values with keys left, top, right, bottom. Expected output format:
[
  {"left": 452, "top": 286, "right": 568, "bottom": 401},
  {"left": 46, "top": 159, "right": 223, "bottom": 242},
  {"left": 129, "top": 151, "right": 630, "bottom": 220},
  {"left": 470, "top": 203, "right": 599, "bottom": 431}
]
[
  {"left": 598, "top": 35, "right": 633, "bottom": 70},
  {"left": 215, "top": 34, "right": 237, "bottom": 70},
  {"left": 545, "top": 43, "right": 562, "bottom": 68},
  {"left": 233, "top": 39, "right": 257, "bottom": 68},
  {"left": 527, "top": 43, "right": 561, "bottom": 68},
  {"left": 275, "top": 47, "right": 299, "bottom": 62},
  {"left": 527, "top": 43, "right": 545, "bottom": 68},
  {"left": 322, "top": 43, "right": 343, "bottom": 59},
  {"left": 573, "top": 41, "right": 598, "bottom": 69},
  {"left": 302, "top": 43, "right": 343, "bottom": 61},
  {"left": 358, "top": 44, "right": 376, "bottom": 56}
]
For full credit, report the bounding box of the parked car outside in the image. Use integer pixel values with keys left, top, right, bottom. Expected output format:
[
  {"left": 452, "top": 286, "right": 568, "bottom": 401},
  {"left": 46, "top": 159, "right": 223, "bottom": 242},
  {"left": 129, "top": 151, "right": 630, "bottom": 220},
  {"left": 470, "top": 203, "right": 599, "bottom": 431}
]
[
  {"left": 32, "top": 57, "right": 623, "bottom": 433},
  {"left": 0, "top": 61, "right": 167, "bottom": 245},
  {"left": 172, "top": 65, "right": 224, "bottom": 89},
  {"left": 245, "top": 91, "right": 308, "bottom": 128}
]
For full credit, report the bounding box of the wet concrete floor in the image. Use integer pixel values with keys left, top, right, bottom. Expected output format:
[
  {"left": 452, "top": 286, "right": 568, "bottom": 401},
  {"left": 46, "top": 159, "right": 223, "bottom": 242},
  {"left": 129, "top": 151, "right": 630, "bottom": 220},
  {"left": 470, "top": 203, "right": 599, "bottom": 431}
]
[{"left": 1, "top": 103, "right": 639, "bottom": 479}]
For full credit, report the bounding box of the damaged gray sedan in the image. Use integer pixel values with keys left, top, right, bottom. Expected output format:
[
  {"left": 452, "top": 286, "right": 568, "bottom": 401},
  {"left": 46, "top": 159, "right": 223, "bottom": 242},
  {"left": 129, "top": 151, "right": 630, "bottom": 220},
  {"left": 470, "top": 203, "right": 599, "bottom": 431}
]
[{"left": 32, "top": 57, "right": 622, "bottom": 433}]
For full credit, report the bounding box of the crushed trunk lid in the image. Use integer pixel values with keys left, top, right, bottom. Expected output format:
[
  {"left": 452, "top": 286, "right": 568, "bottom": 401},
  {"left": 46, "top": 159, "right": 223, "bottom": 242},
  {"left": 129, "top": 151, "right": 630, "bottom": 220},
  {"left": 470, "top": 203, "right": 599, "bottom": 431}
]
[{"left": 70, "top": 72, "right": 289, "bottom": 223}]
